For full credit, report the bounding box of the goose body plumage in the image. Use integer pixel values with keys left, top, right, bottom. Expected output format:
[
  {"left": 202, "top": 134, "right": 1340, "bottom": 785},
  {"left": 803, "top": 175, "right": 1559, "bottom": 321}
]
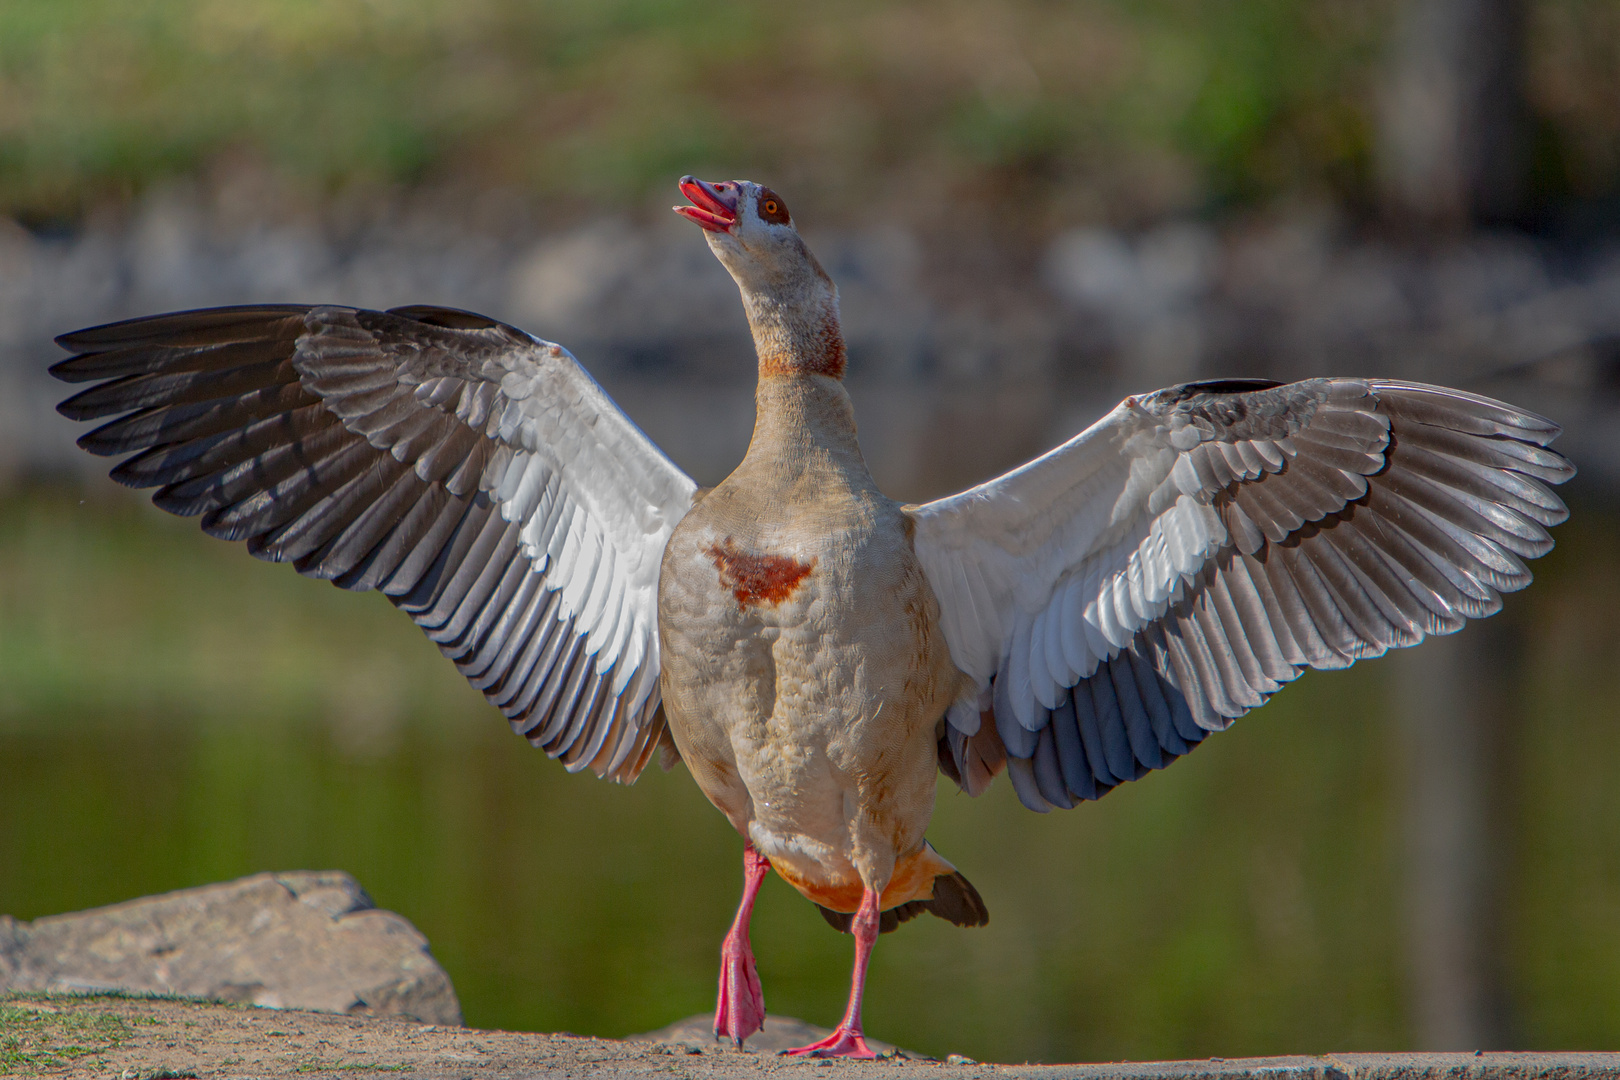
[
  {"left": 50, "top": 176, "right": 1574, "bottom": 1059},
  {"left": 659, "top": 374, "right": 965, "bottom": 918}
]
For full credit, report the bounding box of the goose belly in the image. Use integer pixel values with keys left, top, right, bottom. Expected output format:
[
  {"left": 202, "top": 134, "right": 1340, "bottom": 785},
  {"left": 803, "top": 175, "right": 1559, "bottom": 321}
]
[{"left": 657, "top": 509, "right": 961, "bottom": 903}]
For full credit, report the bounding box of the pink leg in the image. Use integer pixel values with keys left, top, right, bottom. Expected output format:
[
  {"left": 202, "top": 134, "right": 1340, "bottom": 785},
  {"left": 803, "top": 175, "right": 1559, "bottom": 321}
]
[
  {"left": 784, "top": 887, "right": 882, "bottom": 1059},
  {"left": 714, "top": 843, "right": 771, "bottom": 1047}
]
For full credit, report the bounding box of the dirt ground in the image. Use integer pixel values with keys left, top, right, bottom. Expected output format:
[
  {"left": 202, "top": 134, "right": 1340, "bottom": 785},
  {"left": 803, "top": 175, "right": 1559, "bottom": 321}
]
[{"left": 4, "top": 993, "right": 1618, "bottom": 1080}]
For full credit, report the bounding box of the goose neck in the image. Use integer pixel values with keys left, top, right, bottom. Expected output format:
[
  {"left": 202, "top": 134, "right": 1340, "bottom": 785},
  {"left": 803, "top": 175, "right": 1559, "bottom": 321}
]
[
  {"left": 743, "top": 289, "right": 847, "bottom": 381},
  {"left": 746, "top": 373, "right": 864, "bottom": 467}
]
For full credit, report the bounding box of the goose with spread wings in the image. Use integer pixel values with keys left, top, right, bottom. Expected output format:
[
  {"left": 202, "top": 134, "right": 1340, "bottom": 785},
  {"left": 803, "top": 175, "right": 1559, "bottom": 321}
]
[{"left": 52, "top": 176, "right": 1574, "bottom": 1059}]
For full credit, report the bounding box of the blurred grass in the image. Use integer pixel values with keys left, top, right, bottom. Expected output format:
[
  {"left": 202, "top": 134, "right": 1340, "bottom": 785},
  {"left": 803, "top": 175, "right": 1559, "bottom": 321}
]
[
  {"left": 7, "top": 0, "right": 1616, "bottom": 229},
  {"left": 2, "top": 484, "right": 1618, "bottom": 1062},
  {"left": 5, "top": 0, "right": 1617, "bottom": 229}
]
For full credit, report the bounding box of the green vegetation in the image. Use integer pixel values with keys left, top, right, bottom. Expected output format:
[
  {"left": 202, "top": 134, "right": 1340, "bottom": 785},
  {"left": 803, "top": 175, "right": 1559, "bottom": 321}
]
[
  {"left": 2, "top": 0, "right": 1616, "bottom": 227},
  {"left": 2, "top": 485, "right": 1619, "bottom": 1062},
  {"left": 0, "top": 998, "right": 142, "bottom": 1072}
]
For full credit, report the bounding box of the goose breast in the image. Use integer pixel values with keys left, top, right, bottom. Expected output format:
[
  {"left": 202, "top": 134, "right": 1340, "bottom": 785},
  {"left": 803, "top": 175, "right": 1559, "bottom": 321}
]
[{"left": 658, "top": 465, "right": 963, "bottom": 908}]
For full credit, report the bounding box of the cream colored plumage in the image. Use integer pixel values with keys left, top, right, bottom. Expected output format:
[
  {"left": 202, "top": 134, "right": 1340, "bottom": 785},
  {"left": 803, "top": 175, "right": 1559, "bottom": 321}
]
[{"left": 52, "top": 176, "right": 1573, "bottom": 1059}]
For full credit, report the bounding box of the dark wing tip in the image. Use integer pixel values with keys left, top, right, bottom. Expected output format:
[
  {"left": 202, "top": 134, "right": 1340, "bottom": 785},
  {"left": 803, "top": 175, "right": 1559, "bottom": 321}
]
[
  {"left": 56, "top": 385, "right": 110, "bottom": 421},
  {"left": 1373, "top": 379, "right": 1571, "bottom": 449},
  {"left": 48, "top": 354, "right": 97, "bottom": 384},
  {"left": 384, "top": 304, "right": 520, "bottom": 334},
  {"left": 54, "top": 304, "right": 315, "bottom": 354},
  {"left": 1167, "top": 377, "right": 1285, "bottom": 399}
]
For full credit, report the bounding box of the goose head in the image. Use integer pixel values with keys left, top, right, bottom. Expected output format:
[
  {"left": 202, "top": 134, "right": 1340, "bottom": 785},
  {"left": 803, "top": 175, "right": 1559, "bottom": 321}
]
[{"left": 675, "top": 176, "right": 844, "bottom": 379}]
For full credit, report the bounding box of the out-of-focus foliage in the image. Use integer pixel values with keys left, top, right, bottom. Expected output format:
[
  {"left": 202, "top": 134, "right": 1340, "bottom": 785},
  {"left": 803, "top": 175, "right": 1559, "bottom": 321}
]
[
  {"left": 1528, "top": 0, "right": 1620, "bottom": 204},
  {"left": 9, "top": 0, "right": 1612, "bottom": 228},
  {"left": 3, "top": 486, "right": 1619, "bottom": 1061}
]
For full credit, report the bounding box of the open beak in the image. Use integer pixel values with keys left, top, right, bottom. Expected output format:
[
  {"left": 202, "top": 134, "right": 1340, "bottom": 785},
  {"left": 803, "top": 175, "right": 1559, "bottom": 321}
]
[{"left": 675, "top": 176, "right": 739, "bottom": 233}]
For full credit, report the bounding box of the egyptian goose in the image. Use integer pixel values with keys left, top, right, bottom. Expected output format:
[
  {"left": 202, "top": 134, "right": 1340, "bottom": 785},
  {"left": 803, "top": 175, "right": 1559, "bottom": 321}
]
[{"left": 51, "top": 176, "right": 1574, "bottom": 1059}]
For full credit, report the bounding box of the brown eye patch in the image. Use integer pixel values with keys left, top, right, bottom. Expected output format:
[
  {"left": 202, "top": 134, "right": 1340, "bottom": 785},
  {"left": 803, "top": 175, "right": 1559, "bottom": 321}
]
[{"left": 756, "top": 188, "right": 791, "bottom": 225}]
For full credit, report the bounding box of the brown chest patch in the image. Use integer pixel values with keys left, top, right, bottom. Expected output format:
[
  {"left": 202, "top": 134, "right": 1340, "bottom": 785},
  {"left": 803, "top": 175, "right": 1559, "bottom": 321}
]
[{"left": 707, "top": 538, "right": 815, "bottom": 608}]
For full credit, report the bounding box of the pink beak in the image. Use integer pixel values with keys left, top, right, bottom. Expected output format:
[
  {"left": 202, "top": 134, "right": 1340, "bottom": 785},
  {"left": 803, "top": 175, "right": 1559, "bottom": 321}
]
[{"left": 675, "top": 176, "right": 739, "bottom": 233}]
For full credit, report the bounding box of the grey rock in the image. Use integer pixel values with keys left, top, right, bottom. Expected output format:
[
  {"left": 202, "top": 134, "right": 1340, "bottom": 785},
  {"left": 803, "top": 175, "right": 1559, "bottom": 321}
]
[{"left": 0, "top": 870, "right": 461, "bottom": 1025}]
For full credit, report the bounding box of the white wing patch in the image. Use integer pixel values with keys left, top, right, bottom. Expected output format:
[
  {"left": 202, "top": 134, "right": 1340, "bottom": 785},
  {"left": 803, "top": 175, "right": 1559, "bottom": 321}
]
[
  {"left": 53, "top": 304, "right": 698, "bottom": 785},
  {"left": 911, "top": 378, "right": 1572, "bottom": 811},
  {"left": 916, "top": 388, "right": 1322, "bottom": 730}
]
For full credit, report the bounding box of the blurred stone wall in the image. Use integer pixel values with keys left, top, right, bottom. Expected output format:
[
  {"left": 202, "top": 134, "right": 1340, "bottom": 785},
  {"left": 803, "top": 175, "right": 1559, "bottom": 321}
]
[{"left": 4, "top": 189, "right": 1618, "bottom": 501}]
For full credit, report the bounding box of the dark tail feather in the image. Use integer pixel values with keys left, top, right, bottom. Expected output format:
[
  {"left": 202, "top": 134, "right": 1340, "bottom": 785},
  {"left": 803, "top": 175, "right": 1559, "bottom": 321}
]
[
  {"left": 927, "top": 870, "right": 989, "bottom": 927},
  {"left": 816, "top": 870, "right": 989, "bottom": 935}
]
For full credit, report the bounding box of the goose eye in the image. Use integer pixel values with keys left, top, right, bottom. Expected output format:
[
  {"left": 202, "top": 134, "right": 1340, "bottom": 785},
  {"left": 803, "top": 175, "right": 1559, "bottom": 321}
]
[{"left": 756, "top": 189, "right": 791, "bottom": 224}]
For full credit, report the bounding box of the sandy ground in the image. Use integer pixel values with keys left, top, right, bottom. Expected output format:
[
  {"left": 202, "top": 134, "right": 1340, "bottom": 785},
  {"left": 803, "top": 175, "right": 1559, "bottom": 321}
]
[{"left": 4, "top": 994, "right": 1618, "bottom": 1079}]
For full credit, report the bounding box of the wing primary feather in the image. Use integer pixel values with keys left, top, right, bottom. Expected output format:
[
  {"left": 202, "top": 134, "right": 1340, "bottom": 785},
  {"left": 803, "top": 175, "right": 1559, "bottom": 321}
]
[
  {"left": 1393, "top": 419, "right": 1573, "bottom": 487},
  {"left": 992, "top": 667, "right": 1039, "bottom": 759},
  {"left": 550, "top": 668, "right": 608, "bottom": 760},
  {"left": 1143, "top": 623, "right": 1207, "bottom": 744},
  {"left": 509, "top": 605, "right": 591, "bottom": 722},
  {"left": 504, "top": 604, "right": 571, "bottom": 735},
  {"left": 427, "top": 523, "right": 524, "bottom": 646},
  {"left": 1068, "top": 680, "right": 1115, "bottom": 786},
  {"left": 1290, "top": 527, "right": 1402, "bottom": 651},
  {"left": 1106, "top": 653, "right": 1163, "bottom": 770},
  {"left": 1344, "top": 510, "right": 1468, "bottom": 629},
  {"left": 1315, "top": 517, "right": 1428, "bottom": 643},
  {"left": 1200, "top": 567, "right": 1279, "bottom": 698},
  {"left": 485, "top": 586, "right": 565, "bottom": 712},
  {"left": 559, "top": 673, "right": 619, "bottom": 767},
  {"left": 1048, "top": 695, "right": 1097, "bottom": 801},
  {"left": 1254, "top": 546, "right": 1343, "bottom": 667},
  {"left": 1270, "top": 542, "right": 1359, "bottom": 664},
  {"left": 1231, "top": 549, "right": 1307, "bottom": 667},
  {"left": 1032, "top": 726, "right": 1076, "bottom": 809},
  {"left": 509, "top": 607, "right": 581, "bottom": 737},
  {"left": 1159, "top": 616, "right": 1230, "bottom": 731},
  {"left": 412, "top": 508, "right": 513, "bottom": 634},
  {"left": 1188, "top": 590, "right": 1262, "bottom": 711},
  {"left": 1125, "top": 644, "right": 1188, "bottom": 757},
  {"left": 1372, "top": 381, "right": 1562, "bottom": 442},
  {"left": 1005, "top": 755, "right": 1054, "bottom": 812},
  {"left": 393, "top": 497, "right": 497, "bottom": 616},
  {"left": 291, "top": 463, "right": 428, "bottom": 576},
  {"left": 525, "top": 631, "right": 591, "bottom": 747},
  {"left": 1215, "top": 551, "right": 1296, "bottom": 683},
  {"left": 341, "top": 483, "right": 456, "bottom": 594},
  {"left": 460, "top": 568, "right": 547, "bottom": 688},
  {"left": 1087, "top": 671, "right": 1141, "bottom": 782}
]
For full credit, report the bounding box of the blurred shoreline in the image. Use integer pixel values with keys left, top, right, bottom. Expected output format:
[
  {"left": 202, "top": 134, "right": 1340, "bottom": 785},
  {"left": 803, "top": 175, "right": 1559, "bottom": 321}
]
[{"left": 5, "top": 185, "right": 1617, "bottom": 501}]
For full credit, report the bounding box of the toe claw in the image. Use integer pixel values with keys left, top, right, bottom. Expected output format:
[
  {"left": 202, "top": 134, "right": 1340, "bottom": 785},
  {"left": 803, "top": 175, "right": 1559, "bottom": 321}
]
[
  {"left": 713, "top": 930, "right": 766, "bottom": 1048},
  {"left": 783, "top": 1026, "right": 878, "bottom": 1060}
]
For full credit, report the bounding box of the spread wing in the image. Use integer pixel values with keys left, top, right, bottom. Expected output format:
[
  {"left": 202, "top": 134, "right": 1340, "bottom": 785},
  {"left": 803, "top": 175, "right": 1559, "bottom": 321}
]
[
  {"left": 909, "top": 378, "right": 1574, "bottom": 810},
  {"left": 53, "top": 304, "right": 698, "bottom": 783}
]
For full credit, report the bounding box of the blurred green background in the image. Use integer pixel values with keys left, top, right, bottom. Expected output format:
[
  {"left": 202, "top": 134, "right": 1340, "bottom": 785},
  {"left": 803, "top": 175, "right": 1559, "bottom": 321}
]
[
  {"left": 2, "top": 0, "right": 1619, "bottom": 1066},
  {"left": 3, "top": 0, "right": 1617, "bottom": 228},
  {"left": 1, "top": 487, "right": 1616, "bottom": 1064}
]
